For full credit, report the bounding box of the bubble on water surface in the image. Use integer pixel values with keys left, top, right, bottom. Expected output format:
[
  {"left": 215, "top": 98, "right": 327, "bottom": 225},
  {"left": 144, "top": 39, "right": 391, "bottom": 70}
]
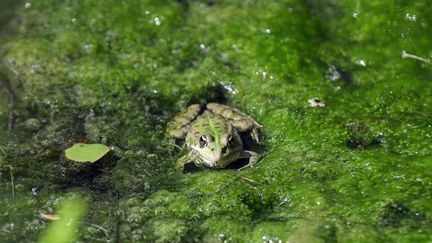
[
  {"left": 30, "top": 64, "right": 42, "bottom": 74},
  {"left": 262, "top": 235, "right": 281, "bottom": 243},
  {"left": 254, "top": 69, "right": 271, "bottom": 79},
  {"left": 82, "top": 43, "right": 93, "bottom": 53},
  {"left": 153, "top": 17, "right": 161, "bottom": 26},
  {"left": 31, "top": 187, "right": 40, "bottom": 195},
  {"left": 222, "top": 82, "right": 238, "bottom": 95},
  {"left": 325, "top": 65, "right": 341, "bottom": 81},
  {"left": 405, "top": 13, "right": 417, "bottom": 22}
]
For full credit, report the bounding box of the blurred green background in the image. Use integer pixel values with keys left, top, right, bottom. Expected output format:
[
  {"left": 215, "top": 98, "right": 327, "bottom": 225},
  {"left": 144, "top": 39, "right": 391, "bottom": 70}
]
[{"left": 1, "top": 0, "right": 432, "bottom": 242}]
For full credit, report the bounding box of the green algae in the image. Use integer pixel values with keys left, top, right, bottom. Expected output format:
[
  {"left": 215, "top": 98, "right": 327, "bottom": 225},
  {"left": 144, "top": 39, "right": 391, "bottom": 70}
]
[{"left": 0, "top": 0, "right": 432, "bottom": 242}]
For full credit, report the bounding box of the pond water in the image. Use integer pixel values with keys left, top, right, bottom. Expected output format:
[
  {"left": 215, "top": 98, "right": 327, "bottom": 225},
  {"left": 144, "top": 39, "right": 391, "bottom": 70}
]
[{"left": 1, "top": 0, "right": 432, "bottom": 242}]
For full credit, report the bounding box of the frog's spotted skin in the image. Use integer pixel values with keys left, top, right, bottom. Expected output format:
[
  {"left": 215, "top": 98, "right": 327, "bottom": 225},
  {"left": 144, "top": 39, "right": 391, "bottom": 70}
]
[
  {"left": 166, "top": 104, "right": 201, "bottom": 139},
  {"left": 206, "top": 103, "right": 262, "bottom": 142},
  {"left": 167, "top": 103, "right": 262, "bottom": 170}
]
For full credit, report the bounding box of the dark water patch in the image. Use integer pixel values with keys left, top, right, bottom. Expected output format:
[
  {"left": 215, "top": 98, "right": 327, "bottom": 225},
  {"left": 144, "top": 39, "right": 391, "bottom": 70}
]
[
  {"left": 182, "top": 162, "right": 201, "bottom": 173},
  {"left": 188, "top": 83, "right": 228, "bottom": 105},
  {"left": 105, "top": 154, "right": 179, "bottom": 197},
  {"left": 305, "top": 0, "right": 344, "bottom": 19},
  {"left": 1, "top": 80, "right": 180, "bottom": 197},
  {"left": 58, "top": 151, "right": 119, "bottom": 192},
  {"left": 224, "top": 158, "right": 249, "bottom": 170},
  {"left": 238, "top": 191, "right": 277, "bottom": 220},
  {"left": 325, "top": 64, "right": 353, "bottom": 86},
  {"left": 378, "top": 201, "right": 426, "bottom": 228},
  {"left": 317, "top": 223, "right": 337, "bottom": 243},
  {"left": 346, "top": 123, "right": 384, "bottom": 149}
]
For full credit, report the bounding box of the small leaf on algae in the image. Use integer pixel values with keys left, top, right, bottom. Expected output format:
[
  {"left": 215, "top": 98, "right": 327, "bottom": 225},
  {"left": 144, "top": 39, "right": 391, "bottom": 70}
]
[{"left": 65, "top": 143, "right": 110, "bottom": 163}]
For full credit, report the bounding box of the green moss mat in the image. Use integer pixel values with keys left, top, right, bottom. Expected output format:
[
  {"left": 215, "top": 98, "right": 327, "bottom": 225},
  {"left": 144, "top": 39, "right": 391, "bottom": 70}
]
[{"left": 0, "top": 0, "right": 431, "bottom": 241}]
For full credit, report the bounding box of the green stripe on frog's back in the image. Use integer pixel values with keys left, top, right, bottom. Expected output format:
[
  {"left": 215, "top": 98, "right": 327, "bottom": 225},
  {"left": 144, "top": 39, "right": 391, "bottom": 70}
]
[
  {"left": 207, "top": 116, "right": 221, "bottom": 151},
  {"left": 187, "top": 113, "right": 229, "bottom": 148}
]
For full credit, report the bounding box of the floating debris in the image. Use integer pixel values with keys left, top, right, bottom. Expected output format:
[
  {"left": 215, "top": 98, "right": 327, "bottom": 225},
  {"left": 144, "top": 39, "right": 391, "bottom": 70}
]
[
  {"left": 40, "top": 213, "right": 60, "bottom": 221},
  {"left": 401, "top": 50, "right": 432, "bottom": 66},
  {"left": 65, "top": 143, "right": 110, "bottom": 163},
  {"left": 308, "top": 98, "right": 325, "bottom": 107}
]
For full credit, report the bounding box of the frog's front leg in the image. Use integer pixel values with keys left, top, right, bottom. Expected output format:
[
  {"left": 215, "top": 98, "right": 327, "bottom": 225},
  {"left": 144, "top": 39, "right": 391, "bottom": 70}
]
[
  {"left": 166, "top": 104, "right": 201, "bottom": 139},
  {"left": 237, "top": 150, "right": 260, "bottom": 171},
  {"left": 176, "top": 151, "right": 195, "bottom": 171},
  {"left": 206, "top": 103, "right": 262, "bottom": 143},
  {"left": 176, "top": 151, "right": 206, "bottom": 171}
]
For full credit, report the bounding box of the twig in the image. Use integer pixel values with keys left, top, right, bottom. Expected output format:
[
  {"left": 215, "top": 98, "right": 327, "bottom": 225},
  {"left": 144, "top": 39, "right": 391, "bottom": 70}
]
[
  {"left": 0, "top": 72, "right": 16, "bottom": 131},
  {"left": 401, "top": 50, "right": 432, "bottom": 66},
  {"left": 9, "top": 165, "right": 15, "bottom": 198},
  {"left": 40, "top": 213, "right": 60, "bottom": 221},
  {"left": 241, "top": 176, "right": 261, "bottom": 185},
  {"left": 88, "top": 223, "right": 110, "bottom": 238}
]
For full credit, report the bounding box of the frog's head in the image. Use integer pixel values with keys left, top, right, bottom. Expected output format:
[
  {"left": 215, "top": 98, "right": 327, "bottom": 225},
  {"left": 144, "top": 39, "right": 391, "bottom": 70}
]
[{"left": 191, "top": 132, "right": 242, "bottom": 168}]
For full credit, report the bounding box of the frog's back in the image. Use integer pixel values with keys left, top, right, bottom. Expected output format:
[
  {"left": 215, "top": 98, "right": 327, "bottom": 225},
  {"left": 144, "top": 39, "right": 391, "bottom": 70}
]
[{"left": 186, "top": 111, "right": 232, "bottom": 144}]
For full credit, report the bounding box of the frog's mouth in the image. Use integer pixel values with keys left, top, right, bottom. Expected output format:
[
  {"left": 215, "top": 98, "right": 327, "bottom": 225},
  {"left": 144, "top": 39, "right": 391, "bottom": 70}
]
[
  {"left": 198, "top": 149, "right": 239, "bottom": 168},
  {"left": 199, "top": 152, "right": 223, "bottom": 167}
]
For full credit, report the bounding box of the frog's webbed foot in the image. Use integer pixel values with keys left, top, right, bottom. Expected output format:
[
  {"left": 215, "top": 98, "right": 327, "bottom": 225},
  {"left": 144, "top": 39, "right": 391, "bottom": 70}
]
[
  {"left": 237, "top": 150, "right": 260, "bottom": 171},
  {"left": 250, "top": 122, "right": 263, "bottom": 143},
  {"left": 166, "top": 104, "right": 201, "bottom": 139}
]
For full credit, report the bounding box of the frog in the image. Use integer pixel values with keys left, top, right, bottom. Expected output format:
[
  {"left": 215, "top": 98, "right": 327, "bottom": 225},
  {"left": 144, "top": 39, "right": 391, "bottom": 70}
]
[{"left": 166, "top": 103, "right": 262, "bottom": 171}]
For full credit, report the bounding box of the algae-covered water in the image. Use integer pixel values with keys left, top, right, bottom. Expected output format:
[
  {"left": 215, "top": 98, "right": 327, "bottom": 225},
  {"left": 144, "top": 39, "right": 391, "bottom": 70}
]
[{"left": 1, "top": 0, "right": 432, "bottom": 242}]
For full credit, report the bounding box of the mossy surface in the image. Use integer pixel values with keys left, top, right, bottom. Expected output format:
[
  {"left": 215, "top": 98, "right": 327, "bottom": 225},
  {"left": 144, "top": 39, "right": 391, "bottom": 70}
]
[{"left": 1, "top": 0, "right": 432, "bottom": 242}]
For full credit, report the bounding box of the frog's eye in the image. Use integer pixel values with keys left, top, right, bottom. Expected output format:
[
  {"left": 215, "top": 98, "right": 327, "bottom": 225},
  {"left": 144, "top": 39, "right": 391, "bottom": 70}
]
[{"left": 199, "top": 135, "right": 208, "bottom": 148}]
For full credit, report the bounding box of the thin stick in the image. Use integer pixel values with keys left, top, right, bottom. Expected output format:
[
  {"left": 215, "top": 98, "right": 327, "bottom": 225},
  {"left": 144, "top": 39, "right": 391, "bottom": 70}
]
[
  {"left": 8, "top": 110, "right": 15, "bottom": 131},
  {"left": 9, "top": 165, "right": 15, "bottom": 198},
  {"left": 401, "top": 50, "right": 432, "bottom": 66},
  {"left": 89, "top": 223, "right": 110, "bottom": 238},
  {"left": 40, "top": 213, "right": 60, "bottom": 221},
  {"left": 0, "top": 72, "right": 16, "bottom": 131},
  {"left": 241, "top": 176, "right": 261, "bottom": 185}
]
